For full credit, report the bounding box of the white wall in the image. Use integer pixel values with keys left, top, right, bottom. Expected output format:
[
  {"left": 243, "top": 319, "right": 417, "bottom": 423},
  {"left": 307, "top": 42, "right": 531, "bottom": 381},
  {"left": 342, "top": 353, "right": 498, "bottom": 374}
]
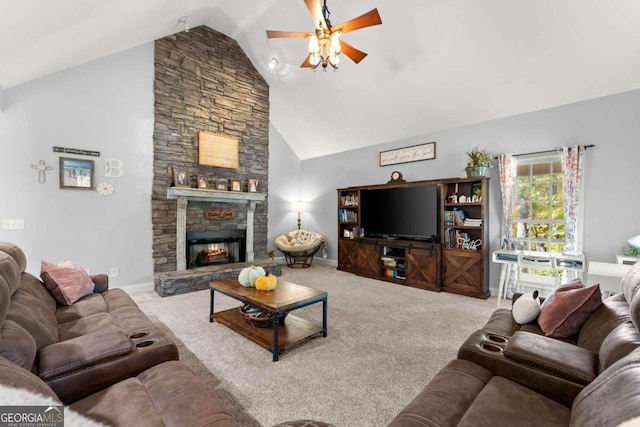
[
  {"left": 0, "top": 44, "right": 155, "bottom": 289},
  {"left": 291, "top": 89, "right": 640, "bottom": 295}
]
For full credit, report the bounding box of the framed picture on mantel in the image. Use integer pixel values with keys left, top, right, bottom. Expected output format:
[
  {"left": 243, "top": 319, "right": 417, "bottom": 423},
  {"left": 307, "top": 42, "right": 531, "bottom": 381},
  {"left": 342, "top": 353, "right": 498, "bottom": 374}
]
[{"left": 172, "top": 167, "right": 190, "bottom": 188}]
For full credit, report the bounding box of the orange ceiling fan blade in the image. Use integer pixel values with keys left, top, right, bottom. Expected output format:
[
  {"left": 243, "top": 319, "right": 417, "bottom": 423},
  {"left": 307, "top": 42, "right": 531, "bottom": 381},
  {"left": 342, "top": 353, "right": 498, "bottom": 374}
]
[
  {"left": 304, "top": 0, "right": 328, "bottom": 31},
  {"left": 339, "top": 40, "right": 368, "bottom": 64},
  {"left": 300, "top": 54, "right": 315, "bottom": 68},
  {"left": 266, "top": 30, "right": 312, "bottom": 38},
  {"left": 333, "top": 8, "right": 382, "bottom": 35}
]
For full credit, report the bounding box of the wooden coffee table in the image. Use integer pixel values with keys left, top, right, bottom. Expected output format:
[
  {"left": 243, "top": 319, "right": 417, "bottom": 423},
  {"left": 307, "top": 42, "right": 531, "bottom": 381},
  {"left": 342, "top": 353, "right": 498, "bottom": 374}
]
[{"left": 209, "top": 278, "right": 327, "bottom": 361}]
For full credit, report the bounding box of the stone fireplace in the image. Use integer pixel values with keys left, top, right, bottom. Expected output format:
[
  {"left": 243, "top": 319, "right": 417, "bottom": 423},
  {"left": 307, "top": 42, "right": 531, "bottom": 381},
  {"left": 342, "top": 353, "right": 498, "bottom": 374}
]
[{"left": 151, "top": 26, "right": 270, "bottom": 276}]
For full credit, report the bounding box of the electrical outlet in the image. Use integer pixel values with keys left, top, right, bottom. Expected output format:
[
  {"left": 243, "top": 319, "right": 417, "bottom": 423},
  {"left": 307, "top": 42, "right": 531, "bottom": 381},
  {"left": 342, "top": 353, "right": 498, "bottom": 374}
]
[
  {"left": 1, "top": 219, "right": 24, "bottom": 230},
  {"left": 110, "top": 267, "right": 119, "bottom": 278}
]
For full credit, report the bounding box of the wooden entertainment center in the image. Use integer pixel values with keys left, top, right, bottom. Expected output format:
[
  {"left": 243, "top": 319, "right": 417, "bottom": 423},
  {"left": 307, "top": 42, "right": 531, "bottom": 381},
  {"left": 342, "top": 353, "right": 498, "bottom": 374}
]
[{"left": 337, "top": 177, "right": 490, "bottom": 299}]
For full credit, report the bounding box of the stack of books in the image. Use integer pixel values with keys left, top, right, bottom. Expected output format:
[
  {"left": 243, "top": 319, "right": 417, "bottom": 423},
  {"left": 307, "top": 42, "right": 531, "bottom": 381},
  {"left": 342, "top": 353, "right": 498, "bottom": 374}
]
[{"left": 463, "top": 218, "right": 482, "bottom": 227}]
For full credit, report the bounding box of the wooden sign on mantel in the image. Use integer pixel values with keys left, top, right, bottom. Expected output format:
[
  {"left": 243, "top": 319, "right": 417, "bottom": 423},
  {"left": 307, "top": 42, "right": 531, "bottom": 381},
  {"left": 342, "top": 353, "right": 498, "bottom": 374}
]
[
  {"left": 204, "top": 209, "right": 236, "bottom": 220},
  {"left": 198, "top": 131, "right": 239, "bottom": 169}
]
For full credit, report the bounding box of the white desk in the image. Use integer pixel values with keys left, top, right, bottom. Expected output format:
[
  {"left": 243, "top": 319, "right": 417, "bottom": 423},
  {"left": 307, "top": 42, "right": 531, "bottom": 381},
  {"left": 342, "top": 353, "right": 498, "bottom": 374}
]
[
  {"left": 587, "top": 261, "right": 632, "bottom": 297},
  {"left": 492, "top": 250, "right": 586, "bottom": 306}
]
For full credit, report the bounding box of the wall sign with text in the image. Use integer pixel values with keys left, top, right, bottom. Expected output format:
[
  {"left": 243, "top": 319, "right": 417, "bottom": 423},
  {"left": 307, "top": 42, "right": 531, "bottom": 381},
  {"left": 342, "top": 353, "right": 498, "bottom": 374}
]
[{"left": 379, "top": 142, "right": 436, "bottom": 166}]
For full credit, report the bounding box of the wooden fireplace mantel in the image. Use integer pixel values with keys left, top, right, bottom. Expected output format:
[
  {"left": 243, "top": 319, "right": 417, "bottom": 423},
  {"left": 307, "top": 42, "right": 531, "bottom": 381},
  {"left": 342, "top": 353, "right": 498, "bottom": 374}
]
[{"left": 167, "top": 187, "right": 267, "bottom": 270}]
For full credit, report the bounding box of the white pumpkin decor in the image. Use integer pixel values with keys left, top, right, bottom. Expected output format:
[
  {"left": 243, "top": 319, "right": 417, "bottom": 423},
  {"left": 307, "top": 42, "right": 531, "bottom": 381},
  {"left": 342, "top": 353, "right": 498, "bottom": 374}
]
[{"left": 238, "top": 265, "right": 266, "bottom": 287}]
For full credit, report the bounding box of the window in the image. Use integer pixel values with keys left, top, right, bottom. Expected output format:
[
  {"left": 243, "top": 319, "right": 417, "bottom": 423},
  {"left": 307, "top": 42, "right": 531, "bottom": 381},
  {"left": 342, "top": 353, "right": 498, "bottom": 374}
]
[{"left": 511, "top": 155, "right": 566, "bottom": 253}]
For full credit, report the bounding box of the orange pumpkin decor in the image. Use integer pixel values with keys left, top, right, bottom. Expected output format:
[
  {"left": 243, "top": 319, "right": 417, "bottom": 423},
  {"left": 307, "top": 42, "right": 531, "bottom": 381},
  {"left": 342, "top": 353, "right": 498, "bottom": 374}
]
[{"left": 255, "top": 274, "right": 277, "bottom": 291}]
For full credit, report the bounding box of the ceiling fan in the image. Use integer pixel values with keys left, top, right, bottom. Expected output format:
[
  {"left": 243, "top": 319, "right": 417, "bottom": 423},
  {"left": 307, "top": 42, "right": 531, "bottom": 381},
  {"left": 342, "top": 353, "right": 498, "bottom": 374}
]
[{"left": 266, "top": 0, "right": 382, "bottom": 70}]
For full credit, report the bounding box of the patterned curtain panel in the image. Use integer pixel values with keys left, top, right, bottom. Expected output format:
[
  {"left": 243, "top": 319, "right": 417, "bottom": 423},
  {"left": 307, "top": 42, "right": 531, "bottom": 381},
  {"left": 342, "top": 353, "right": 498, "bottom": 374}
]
[
  {"left": 498, "top": 154, "right": 518, "bottom": 297},
  {"left": 498, "top": 154, "right": 517, "bottom": 250},
  {"left": 561, "top": 145, "right": 584, "bottom": 253}
]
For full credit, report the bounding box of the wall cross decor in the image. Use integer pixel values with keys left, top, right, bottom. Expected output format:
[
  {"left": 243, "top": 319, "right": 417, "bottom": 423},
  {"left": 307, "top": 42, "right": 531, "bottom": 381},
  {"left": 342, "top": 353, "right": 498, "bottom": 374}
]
[{"left": 30, "top": 160, "right": 53, "bottom": 183}]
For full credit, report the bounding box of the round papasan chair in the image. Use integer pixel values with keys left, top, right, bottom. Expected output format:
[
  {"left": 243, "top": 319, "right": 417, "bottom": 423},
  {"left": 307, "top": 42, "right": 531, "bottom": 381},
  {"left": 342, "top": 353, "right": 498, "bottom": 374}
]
[{"left": 274, "top": 229, "right": 327, "bottom": 268}]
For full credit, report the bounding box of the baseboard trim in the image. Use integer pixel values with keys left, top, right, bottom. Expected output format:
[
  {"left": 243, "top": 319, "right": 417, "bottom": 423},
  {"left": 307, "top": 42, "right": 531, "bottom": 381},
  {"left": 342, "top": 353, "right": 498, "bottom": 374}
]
[{"left": 118, "top": 281, "right": 155, "bottom": 294}]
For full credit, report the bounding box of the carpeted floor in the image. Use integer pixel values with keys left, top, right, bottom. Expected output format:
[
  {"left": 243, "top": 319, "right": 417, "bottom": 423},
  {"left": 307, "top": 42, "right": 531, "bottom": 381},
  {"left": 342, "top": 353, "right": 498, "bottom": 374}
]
[{"left": 129, "top": 263, "right": 510, "bottom": 427}]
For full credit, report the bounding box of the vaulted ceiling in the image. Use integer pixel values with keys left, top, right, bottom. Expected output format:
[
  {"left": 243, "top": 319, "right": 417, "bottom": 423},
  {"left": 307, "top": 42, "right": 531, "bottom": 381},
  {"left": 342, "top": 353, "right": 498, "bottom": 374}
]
[{"left": 2, "top": 0, "right": 640, "bottom": 159}]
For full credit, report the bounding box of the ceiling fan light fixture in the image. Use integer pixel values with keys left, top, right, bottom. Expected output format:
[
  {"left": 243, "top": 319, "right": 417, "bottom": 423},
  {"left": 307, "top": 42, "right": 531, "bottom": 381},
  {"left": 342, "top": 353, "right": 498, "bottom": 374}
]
[
  {"left": 308, "top": 35, "right": 320, "bottom": 55},
  {"left": 266, "top": 0, "right": 382, "bottom": 71}
]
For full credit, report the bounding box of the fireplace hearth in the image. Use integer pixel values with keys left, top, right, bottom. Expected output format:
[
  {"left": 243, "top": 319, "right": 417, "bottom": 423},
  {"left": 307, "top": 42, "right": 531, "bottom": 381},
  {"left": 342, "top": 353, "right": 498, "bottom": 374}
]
[{"left": 186, "top": 230, "right": 246, "bottom": 269}]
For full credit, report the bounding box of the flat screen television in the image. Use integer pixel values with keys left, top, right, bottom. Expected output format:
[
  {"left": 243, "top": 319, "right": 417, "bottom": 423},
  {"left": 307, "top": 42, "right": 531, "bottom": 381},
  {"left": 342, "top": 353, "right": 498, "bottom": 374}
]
[{"left": 360, "top": 184, "right": 440, "bottom": 242}]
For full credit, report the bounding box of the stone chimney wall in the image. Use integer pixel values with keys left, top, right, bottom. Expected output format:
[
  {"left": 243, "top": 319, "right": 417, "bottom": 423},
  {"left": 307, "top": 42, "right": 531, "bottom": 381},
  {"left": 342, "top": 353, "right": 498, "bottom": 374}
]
[{"left": 152, "top": 26, "right": 269, "bottom": 273}]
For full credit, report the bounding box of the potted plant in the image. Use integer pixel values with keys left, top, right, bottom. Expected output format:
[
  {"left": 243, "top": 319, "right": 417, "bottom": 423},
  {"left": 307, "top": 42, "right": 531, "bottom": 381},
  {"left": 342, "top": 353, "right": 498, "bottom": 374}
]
[{"left": 465, "top": 146, "right": 491, "bottom": 177}]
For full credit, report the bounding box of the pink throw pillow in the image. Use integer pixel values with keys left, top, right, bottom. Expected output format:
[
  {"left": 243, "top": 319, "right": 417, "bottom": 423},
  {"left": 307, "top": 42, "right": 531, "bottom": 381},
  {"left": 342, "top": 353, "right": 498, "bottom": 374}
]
[
  {"left": 40, "top": 260, "right": 95, "bottom": 305},
  {"left": 538, "top": 280, "right": 602, "bottom": 338}
]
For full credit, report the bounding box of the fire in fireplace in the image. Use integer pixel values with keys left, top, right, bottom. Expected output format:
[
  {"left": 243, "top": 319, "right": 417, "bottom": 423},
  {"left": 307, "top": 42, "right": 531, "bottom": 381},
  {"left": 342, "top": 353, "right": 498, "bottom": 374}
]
[{"left": 186, "top": 230, "right": 246, "bottom": 269}]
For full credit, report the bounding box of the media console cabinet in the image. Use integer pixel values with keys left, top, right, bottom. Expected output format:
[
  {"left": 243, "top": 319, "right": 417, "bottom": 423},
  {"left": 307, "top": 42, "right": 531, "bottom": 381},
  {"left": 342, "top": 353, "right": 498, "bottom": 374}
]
[{"left": 337, "top": 177, "right": 490, "bottom": 299}]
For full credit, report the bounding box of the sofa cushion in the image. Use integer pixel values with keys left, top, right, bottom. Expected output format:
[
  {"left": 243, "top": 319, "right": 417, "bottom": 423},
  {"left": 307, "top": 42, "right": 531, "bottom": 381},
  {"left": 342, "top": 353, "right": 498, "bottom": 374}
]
[
  {"left": 597, "top": 321, "right": 640, "bottom": 373},
  {"left": 70, "top": 361, "right": 238, "bottom": 427},
  {"left": 0, "top": 253, "right": 21, "bottom": 326},
  {"left": 41, "top": 260, "right": 95, "bottom": 306},
  {"left": 539, "top": 283, "right": 603, "bottom": 338},
  {"left": 571, "top": 347, "right": 640, "bottom": 426},
  {"left": 578, "top": 293, "right": 631, "bottom": 353},
  {"left": 0, "top": 242, "right": 27, "bottom": 272},
  {"left": 0, "top": 320, "right": 37, "bottom": 370},
  {"left": 387, "top": 359, "right": 571, "bottom": 427},
  {"left": 54, "top": 293, "right": 108, "bottom": 324},
  {"left": 6, "top": 288, "right": 59, "bottom": 348},
  {"left": 57, "top": 313, "right": 115, "bottom": 341},
  {"left": 18, "top": 272, "right": 57, "bottom": 314}
]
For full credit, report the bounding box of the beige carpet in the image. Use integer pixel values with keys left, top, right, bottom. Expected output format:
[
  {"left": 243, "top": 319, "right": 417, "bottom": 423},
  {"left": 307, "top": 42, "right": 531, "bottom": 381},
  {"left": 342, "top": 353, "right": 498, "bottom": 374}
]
[{"left": 130, "top": 263, "right": 510, "bottom": 426}]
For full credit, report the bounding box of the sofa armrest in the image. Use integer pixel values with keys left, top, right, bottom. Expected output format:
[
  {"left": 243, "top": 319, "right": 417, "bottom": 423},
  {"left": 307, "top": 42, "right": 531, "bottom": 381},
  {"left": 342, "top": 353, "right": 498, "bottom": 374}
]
[
  {"left": 38, "top": 326, "right": 131, "bottom": 381},
  {"left": 90, "top": 274, "right": 109, "bottom": 293},
  {"left": 504, "top": 331, "right": 597, "bottom": 385}
]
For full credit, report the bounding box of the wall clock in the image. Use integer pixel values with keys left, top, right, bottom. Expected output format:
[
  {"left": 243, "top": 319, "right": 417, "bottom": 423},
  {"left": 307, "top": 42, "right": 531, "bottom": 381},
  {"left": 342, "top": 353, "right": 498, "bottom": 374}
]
[{"left": 97, "top": 182, "right": 114, "bottom": 196}]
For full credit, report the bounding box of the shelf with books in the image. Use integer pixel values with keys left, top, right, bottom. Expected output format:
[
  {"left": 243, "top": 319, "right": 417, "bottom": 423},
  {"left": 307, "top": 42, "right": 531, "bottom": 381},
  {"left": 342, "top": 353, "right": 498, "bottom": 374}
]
[
  {"left": 441, "top": 177, "right": 489, "bottom": 299},
  {"left": 337, "top": 188, "right": 360, "bottom": 241}
]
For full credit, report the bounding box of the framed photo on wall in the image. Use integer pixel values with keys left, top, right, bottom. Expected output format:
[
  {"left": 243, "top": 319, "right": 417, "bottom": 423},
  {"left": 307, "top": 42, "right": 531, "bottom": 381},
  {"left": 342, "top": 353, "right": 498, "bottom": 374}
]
[
  {"left": 172, "top": 167, "right": 190, "bottom": 188},
  {"left": 59, "top": 157, "right": 95, "bottom": 190},
  {"left": 197, "top": 175, "right": 208, "bottom": 189},
  {"left": 248, "top": 179, "right": 259, "bottom": 192}
]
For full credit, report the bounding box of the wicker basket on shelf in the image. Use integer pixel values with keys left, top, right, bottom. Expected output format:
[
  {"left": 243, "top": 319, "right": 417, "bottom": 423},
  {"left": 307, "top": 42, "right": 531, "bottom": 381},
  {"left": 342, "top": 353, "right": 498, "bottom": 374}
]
[{"left": 239, "top": 305, "right": 287, "bottom": 328}]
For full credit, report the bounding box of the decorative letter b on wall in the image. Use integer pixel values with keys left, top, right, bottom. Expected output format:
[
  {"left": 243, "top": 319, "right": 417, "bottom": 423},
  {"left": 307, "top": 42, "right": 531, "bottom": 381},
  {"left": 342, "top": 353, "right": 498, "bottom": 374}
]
[{"left": 105, "top": 158, "right": 125, "bottom": 177}]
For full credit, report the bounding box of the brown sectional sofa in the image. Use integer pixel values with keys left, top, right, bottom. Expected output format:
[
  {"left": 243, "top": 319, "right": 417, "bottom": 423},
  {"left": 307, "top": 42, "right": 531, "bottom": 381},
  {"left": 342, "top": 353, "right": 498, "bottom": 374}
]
[
  {"left": 0, "top": 242, "right": 238, "bottom": 426},
  {"left": 389, "top": 261, "right": 640, "bottom": 426}
]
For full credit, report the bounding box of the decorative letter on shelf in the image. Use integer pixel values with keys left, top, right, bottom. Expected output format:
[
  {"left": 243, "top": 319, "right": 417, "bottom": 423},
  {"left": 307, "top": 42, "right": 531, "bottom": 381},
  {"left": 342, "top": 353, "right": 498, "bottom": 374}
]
[{"left": 198, "top": 131, "right": 239, "bottom": 169}]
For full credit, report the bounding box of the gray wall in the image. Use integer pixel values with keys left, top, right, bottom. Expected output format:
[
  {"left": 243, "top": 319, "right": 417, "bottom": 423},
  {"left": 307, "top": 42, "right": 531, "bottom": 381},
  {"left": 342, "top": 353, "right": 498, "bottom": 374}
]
[
  {"left": 0, "top": 44, "right": 155, "bottom": 288},
  {"left": 1, "top": 37, "right": 639, "bottom": 296},
  {"left": 298, "top": 89, "right": 640, "bottom": 294},
  {"left": 267, "top": 123, "right": 302, "bottom": 250}
]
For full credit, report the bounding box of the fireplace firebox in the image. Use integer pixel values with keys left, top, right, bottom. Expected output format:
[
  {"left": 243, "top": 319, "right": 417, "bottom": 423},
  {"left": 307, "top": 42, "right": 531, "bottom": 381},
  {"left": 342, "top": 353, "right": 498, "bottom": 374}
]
[{"left": 186, "top": 230, "right": 246, "bottom": 269}]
